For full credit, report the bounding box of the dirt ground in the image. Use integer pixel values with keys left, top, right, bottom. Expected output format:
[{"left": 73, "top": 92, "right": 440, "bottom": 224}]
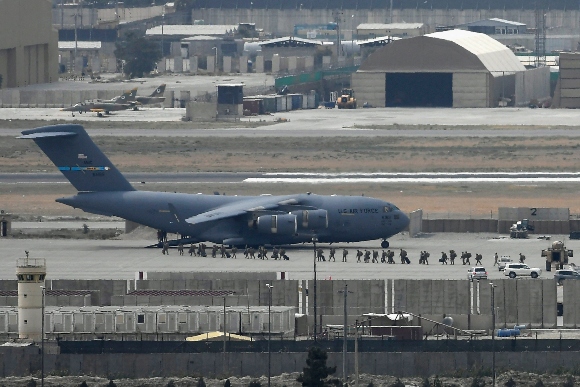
[{"left": 3, "top": 127, "right": 580, "bottom": 218}]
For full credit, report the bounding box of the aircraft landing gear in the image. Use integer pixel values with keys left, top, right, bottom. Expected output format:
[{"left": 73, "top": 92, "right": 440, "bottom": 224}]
[
  {"left": 381, "top": 240, "right": 389, "bottom": 248},
  {"left": 97, "top": 112, "right": 104, "bottom": 118}
]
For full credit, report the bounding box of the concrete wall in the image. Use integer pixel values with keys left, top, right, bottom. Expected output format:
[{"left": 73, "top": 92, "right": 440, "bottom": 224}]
[
  {"left": 193, "top": 9, "right": 580, "bottom": 37},
  {"left": 0, "top": 0, "right": 58, "bottom": 89},
  {"left": 351, "top": 72, "right": 385, "bottom": 108},
  {"left": 7, "top": 345, "right": 580, "bottom": 379},
  {"left": 498, "top": 207, "right": 570, "bottom": 221},
  {"left": 0, "top": 89, "right": 120, "bottom": 108},
  {"left": 514, "top": 67, "right": 551, "bottom": 106},
  {"left": 556, "top": 52, "right": 580, "bottom": 108},
  {"left": 409, "top": 209, "right": 423, "bottom": 237},
  {"left": 452, "top": 72, "right": 490, "bottom": 108},
  {"left": 422, "top": 219, "right": 498, "bottom": 233}
]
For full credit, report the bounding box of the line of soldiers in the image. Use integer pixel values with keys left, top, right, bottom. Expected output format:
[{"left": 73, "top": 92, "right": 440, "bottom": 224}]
[
  {"left": 438, "top": 250, "right": 483, "bottom": 265},
  {"left": 243, "top": 246, "right": 289, "bottom": 260}
]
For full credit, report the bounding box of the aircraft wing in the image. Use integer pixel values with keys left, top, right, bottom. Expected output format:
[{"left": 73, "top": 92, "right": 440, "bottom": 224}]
[{"left": 185, "top": 196, "right": 305, "bottom": 225}]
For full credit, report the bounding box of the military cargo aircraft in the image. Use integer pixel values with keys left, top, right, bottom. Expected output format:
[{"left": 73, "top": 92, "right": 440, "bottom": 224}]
[
  {"left": 61, "top": 89, "right": 137, "bottom": 117},
  {"left": 20, "top": 124, "right": 409, "bottom": 247}
]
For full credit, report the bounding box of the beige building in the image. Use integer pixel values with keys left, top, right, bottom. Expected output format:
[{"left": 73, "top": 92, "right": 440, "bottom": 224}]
[{"left": 0, "top": 0, "right": 59, "bottom": 89}]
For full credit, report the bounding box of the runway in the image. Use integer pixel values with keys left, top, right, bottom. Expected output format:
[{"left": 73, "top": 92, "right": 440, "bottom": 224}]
[{"left": 4, "top": 171, "right": 580, "bottom": 185}]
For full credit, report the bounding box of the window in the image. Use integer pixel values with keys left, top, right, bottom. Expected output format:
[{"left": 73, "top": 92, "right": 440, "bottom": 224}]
[{"left": 137, "top": 314, "right": 145, "bottom": 324}]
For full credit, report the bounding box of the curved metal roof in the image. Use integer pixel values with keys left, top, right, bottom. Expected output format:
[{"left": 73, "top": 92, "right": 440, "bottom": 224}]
[{"left": 358, "top": 29, "right": 525, "bottom": 75}]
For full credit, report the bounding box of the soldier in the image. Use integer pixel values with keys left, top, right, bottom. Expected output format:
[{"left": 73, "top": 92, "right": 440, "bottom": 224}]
[
  {"left": 372, "top": 250, "right": 379, "bottom": 263},
  {"left": 317, "top": 248, "right": 325, "bottom": 262},
  {"left": 157, "top": 230, "right": 163, "bottom": 244},
  {"left": 519, "top": 253, "right": 526, "bottom": 263},
  {"left": 211, "top": 245, "right": 218, "bottom": 258},
  {"left": 494, "top": 252, "right": 499, "bottom": 266},
  {"left": 188, "top": 244, "right": 196, "bottom": 256},
  {"left": 342, "top": 249, "right": 349, "bottom": 262},
  {"left": 364, "top": 250, "right": 371, "bottom": 263},
  {"left": 280, "top": 248, "right": 289, "bottom": 260},
  {"left": 381, "top": 250, "right": 388, "bottom": 263},
  {"left": 177, "top": 242, "right": 184, "bottom": 256},
  {"left": 329, "top": 248, "right": 336, "bottom": 262},
  {"left": 461, "top": 251, "right": 471, "bottom": 265},
  {"left": 423, "top": 251, "right": 430, "bottom": 265},
  {"left": 387, "top": 250, "right": 395, "bottom": 264},
  {"left": 440, "top": 252, "right": 448, "bottom": 264},
  {"left": 249, "top": 247, "right": 256, "bottom": 259},
  {"left": 419, "top": 251, "right": 424, "bottom": 264},
  {"left": 475, "top": 253, "right": 483, "bottom": 265},
  {"left": 262, "top": 246, "right": 269, "bottom": 259},
  {"left": 400, "top": 249, "right": 408, "bottom": 264},
  {"left": 220, "top": 245, "right": 227, "bottom": 258},
  {"left": 271, "top": 247, "right": 279, "bottom": 260},
  {"left": 356, "top": 249, "right": 363, "bottom": 263},
  {"left": 449, "top": 250, "right": 457, "bottom": 265},
  {"left": 162, "top": 241, "right": 169, "bottom": 255},
  {"left": 244, "top": 245, "right": 249, "bottom": 259},
  {"left": 231, "top": 246, "right": 237, "bottom": 259}
]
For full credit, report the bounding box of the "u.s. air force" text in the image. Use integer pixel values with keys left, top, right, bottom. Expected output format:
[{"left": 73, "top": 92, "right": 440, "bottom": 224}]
[{"left": 338, "top": 208, "right": 378, "bottom": 214}]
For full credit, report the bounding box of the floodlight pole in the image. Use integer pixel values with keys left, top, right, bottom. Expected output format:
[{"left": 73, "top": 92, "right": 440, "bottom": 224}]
[
  {"left": 223, "top": 296, "right": 227, "bottom": 375},
  {"left": 41, "top": 285, "right": 45, "bottom": 387},
  {"left": 490, "top": 282, "right": 496, "bottom": 387},
  {"left": 267, "top": 284, "right": 273, "bottom": 387},
  {"left": 312, "top": 236, "right": 318, "bottom": 341}
]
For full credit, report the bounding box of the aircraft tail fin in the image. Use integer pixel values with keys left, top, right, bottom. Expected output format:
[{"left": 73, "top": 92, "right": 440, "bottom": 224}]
[
  {"left": 19, "top": 124, "right": 135, "bottom": 192},
  {"left": 114, "top": 88, "right": 137, "bottom": 104},
  {"left": 150, "top": 84, "right": 166, "bottom": 97}
]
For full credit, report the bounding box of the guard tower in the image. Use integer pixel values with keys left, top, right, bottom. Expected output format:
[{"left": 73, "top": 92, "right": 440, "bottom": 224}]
[
  {"left": 217, "top": 84, "right": 244, "bottom": 118},
  {"left": 16, "top": 253, "right": 46, "bottom": 341},
  {"left": 0, "top": 210, "right": 12, "bottom": 237}
]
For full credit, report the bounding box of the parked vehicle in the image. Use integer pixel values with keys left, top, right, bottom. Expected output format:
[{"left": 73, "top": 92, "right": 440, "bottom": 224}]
[
  {"left": 554, "top": 269, "right": 580, "bottom": 285},
  {"left": 497, "top": 256, "right": 513, "bottom": 271},
  {"left": 467, "top": 267, "right": 488, "bottom": 281},
  {"left": 504, "top": 263, "right": 542, "bottom": 279}
]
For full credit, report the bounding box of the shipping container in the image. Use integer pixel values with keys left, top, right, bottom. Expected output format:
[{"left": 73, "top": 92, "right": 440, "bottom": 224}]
[
  {"left": 262, "top": 96, "right": 277, "bottom": 113},
  {"left": 276, "top": 95, "right": 287, "bottom": 112},
  {"left": 289, "top": 94, "right": 303, "bottom": 110},
  {"left": 243, "top": 99, "right": 263, "bottom": 115}
]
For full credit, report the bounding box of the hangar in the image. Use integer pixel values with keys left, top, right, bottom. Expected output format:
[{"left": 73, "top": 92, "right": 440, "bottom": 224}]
[{"left": 352, "top": 29, "right": 550, "bottom": 108}]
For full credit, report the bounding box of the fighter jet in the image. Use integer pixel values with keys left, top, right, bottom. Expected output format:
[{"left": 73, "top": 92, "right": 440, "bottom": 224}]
[
  {"left": 19, "top": 124, "right": 410, "bottom": 248},
  {"left": 61, "top": 89, "right": 136, "bottom": 117},
  {"left": 133, "top": 84, "right": 166, "bottom": 106}
]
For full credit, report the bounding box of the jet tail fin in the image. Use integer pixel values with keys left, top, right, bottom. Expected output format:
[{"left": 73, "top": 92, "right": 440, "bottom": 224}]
[
  {"left": 150, "top": 84, "right": 166, "bottom": 97},
  {"left": 19, "top": 124, "right": 135, "bottom": 192}
]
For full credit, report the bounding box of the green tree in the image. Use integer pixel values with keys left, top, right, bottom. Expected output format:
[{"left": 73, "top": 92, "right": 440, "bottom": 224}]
[
  {"left": 390, "top": 379, "right": 405, "bottom": 387},
  {"left": 296, "top": 347, "right": 337, "bottom": 387},
  {"left": 114, "top": 32, "right": 162, "bottom": 79},
  {"left": 504, "top": 377, "right": 516, "bottom": 387}
]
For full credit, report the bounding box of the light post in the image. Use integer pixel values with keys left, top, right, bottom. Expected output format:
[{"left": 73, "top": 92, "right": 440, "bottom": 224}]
[
  {"left": 212, "top": 46, "right": 218, "bottom": 73},
  {"left": 312, "top": 236, "right": 318, "bottom": 341},
  {"left": 490, "top": 282, "right": 497, "bottom": 387},
  {"left": 161, "top": 7, "right": 165, "bottom": 59},
  {"left": 266, "top": 283, "right": 273, "bottom": 387},
  {"left": 40, "top": 285, "right": 45, "bottom": 387},
  {"left": 338, "top": 283, "right": 353, "bottom": 384},
  {"left": 223, "top": 296, "right": 227, "bottom": 375}
]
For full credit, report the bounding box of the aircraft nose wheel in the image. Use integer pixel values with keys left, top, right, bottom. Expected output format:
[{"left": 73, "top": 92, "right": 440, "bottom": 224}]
[{"left": 381, "top": 240, "right": 389, "bottom": 248}]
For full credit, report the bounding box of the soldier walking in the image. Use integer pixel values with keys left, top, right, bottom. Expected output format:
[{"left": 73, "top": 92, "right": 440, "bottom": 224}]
[
  {"left": 494, "top": 252, "right": 499, "bottom": 266},
  {"left": 381, "top": 250, "right": 387, "bottom": 263},
  {"left": 364, "top": 250, "right": 371, "bottom": 263},
  {"left": 162, "top": 241, "right": 169, "bottom": 255},
  {"left": 249, "top": 247, "right": 256, "bottom": 259},
  {"left": 231, "top": 246, "right": 237, "bottom": 259},
  {"left": 280, "top": 248, "right": 289, "bottom": 260},
  {"left": 177, "top": 242, "right": 184, "bottom": 256},
  {"left": 423, "top": 251, "right": 430, "bottom": 265},
  {"left": 519, "top": 253, "right": 526, "bottom": 263},
  {"left": 387, "top": 250, "right": 395, "bottom": 264},
  {"left": 372, "top": 250, "right": 379, "bottom": 263},
  {"left": 329, "top": 248, "right": 336, "bottom": 262},
  {"left": 440, "top": 252, "right": 448, "bottom": 264},
  {"left": 220, "top": 245, "right": 227, "bottom": 258},
  {"left": 449, "top": 250, "right": 457, "bottom": 265},
  {"left": 342, "top": 249, "right": 348, "bottom": 262},
  {"left": 188, "top": 244, "right": 196, "bottom": 256},
  {"left": 356, "top": 249, "right": 363, "bottom": 263},
  {"left": 475, "top": 253, "right": 483, "bottom": 265}
]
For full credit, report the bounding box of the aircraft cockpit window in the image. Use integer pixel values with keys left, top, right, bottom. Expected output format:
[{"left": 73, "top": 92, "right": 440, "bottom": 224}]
[{"left": 383, "top": 206, "right": 392, "bottom": 213}]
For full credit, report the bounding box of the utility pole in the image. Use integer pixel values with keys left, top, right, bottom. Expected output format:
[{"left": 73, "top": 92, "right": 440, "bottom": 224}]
[
  {"left": 490, "top": 282, "right": 497, "bottom": 387},
  {"left": 338, "top": 284, "right": 353, "bottom": 383},
  {"left": 312, "top": 236, "right": 318, "bottom": 341},
  {"left": 223, "top": 297, "right": 227, "bottom": 375},
  {"left": 354, "top": 319, "right": 359, "bottom": 387},
  {"left": 267, "top": 284, "right": 273, "bottom": 387}
]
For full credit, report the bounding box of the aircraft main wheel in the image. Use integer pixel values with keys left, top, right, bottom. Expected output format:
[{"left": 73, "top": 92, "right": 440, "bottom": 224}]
[{"left": 381, "top": 240, "right": 389, "bottom": 248}]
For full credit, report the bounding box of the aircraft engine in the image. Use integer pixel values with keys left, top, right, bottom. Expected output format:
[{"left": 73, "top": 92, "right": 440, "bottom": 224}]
[
  {"left": 292, "top": 209, "right": 328, "bottom": 230},
  {"left": 256, "top": 214, "right": 297, "bottom": 235}
]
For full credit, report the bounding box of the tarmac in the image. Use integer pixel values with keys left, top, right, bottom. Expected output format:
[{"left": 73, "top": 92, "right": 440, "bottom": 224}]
[{"left": 0, "top": 230, "right": 573, "bottom": 281}]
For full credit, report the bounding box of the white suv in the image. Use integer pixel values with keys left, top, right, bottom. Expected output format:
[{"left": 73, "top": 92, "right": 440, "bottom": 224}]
[
  {"left": 504, "top": 263, "right": 542, "bottom": 279},
  {"left": 467, "top": 267, "right": 488, "bottom": 281}
]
